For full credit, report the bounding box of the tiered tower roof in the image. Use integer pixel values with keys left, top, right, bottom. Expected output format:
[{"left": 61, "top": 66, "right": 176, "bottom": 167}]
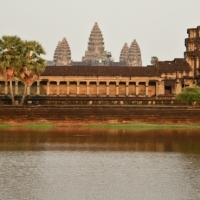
[
  {"left": 88, "top": 22, "right": 104, "bottom": 52},
  {"left": 83, "top": 22, "right": 108, "bottom": 63},
  {"left": 53, "top": 41, "right": 61, "bottom": 65},
  {"left": 120, "top": 43, "right": 129, "bottom": 63},
  {"left": 53, "top": 38, "right": 71, "bottom": 66},
  {"left": 128, "top": 39, "right": 142, "bottom": 66}
]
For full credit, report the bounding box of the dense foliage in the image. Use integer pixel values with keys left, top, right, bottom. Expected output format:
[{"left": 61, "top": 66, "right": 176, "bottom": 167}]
[
  {"left": 151, "top": 56, "right": 159, "bottom": 65},
  {"left": 0, "top": 36, "right": 46, "bottom": 105},
  {"left": 176, "top": 86, "right": 200, "bottom": 104}
]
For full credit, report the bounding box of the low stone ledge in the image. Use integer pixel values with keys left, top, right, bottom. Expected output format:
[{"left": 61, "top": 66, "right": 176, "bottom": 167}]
[{"left": 0, "top": 106, "right": 200, "bottom": 125}]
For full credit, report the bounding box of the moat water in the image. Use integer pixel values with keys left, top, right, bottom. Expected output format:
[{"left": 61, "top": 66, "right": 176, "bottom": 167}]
[{"left": 0, "top": 128, "right": 200, "bottom": 200}]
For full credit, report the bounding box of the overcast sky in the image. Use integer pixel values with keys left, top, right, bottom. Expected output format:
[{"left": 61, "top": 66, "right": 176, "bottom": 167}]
[{"left": 1, "top": 0, "right": 200, "bottom": 65}]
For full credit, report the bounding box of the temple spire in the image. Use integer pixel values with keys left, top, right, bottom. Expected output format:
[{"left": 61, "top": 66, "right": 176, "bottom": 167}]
[
  {"left": 128, "top": 39, "right": 142, "bottom": 66},
  {"left": 53, "top": 41, "right": 61, "bottom": 65},
  {"left": 53, "top": 38, "right": 71, "bottom": 66},
  {"left": 120, "top": 43, "right": 129, "bottom": 63},
  {"left": 82, "top": 22, "right": 108, "bottom": 64}
]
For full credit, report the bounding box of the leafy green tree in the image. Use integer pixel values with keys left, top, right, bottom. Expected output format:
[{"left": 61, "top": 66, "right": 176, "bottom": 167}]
[
  {"left": 18, "top": 40, "right": 46, "bottom": 105},
  {"left": 151, "top": 56, "right": 159, "bottom": 66},
  {"left": 176, "top": 86, "right": 200, "bottom": 105},
  {"left": 0, "top": 36, "right": 23, "bottom": 105},
  {"left": 0, "top": 36, "right": 46, "bottom": 105}
]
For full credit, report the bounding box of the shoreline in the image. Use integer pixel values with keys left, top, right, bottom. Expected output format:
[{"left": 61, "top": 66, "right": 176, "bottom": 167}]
[
  {"left": 1, "top": 121, "right": 200, "bottom": 130},
  {"left": 0, "top": 105, "right": 200, "bottom": 129}
]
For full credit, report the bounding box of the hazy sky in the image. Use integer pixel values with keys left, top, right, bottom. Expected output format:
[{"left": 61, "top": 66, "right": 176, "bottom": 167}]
[{"left": 1, "top": 0, "right": 200, "bottom": 65}]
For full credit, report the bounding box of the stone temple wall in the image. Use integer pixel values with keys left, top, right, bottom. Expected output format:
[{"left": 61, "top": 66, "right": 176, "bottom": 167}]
[
  {"left": 0, "top": 80, "right": 156, "bottom": 97},
  {"left": 0, "top": 106, "right": 200, "bottom": 124}
]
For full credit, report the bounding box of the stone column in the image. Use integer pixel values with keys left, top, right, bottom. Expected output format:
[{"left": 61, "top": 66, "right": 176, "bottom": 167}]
[
  {"left": 67, "top": 82, "right": 69, "bottom": 96},
  {"left": 57, "top": 81, "right": 60, "bottom": 96},
  {"left": 158, "top": 81, "right": 164, "bottom": 95},
  {"left": 194, "top": 57, "right": 197, "bottom": 77},
  {"left": 47, "top": 81, "right": 50, "bottom": 95},
  {"left": 96, "top": 82, "right": 99, "bottom": 96},
  {"left": 156, "top": 81, "right": 159, "bottom": 96},
  {"left": 77, "top": 82, "right": 79, "bottom": 96},
  {"left": 176, "top": 79, "right": 182, "bottom": 94},
  {"left": 86, "top": 82, "right": 89, "bottom": 96},
  {"left": 37, "top": 81, "right": 40, "bottom": 95},
  {"left": 27, "top": 86, "right": 30, "bottom": 95},
  {"left": 126, "top": 82, "right": 129, "bottom": 97},
  {"left": 116, "top": 82, "right": 119, "bottom": 96},
  {"left": 15, "top": 81, "right": 18, "bottom": 95},
  {"left": 5, "top": 81, "right": 8, "bottom": 95},
  {"left": 145, "top": 82, "right": 149, "bottom": 97},
  {"left": 106, "top": 82, "right": 109, "bottom": 97},
  {"left": 136, "top": 82, "right": 139, "bottom": 96}
]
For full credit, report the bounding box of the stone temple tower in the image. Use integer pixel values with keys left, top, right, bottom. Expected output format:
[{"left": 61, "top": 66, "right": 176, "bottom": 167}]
[
  {"left": 53, "top": 38, "right": 71, "bottom": 66},
  {"left": 53, "top": 41, "right": 61, "bottom": 65},
  {"left": 82, "top": 22, "right": 109, "bottom": 65},
  {"left": 128, "top": 39, "right": 142, "bottom": 66},
  {"left": 120, "top": 43, "right": 129, "bottom": 63}
]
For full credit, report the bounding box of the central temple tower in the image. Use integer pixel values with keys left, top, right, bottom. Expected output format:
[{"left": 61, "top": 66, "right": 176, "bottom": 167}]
[{"left": 82, "top": 22, "right": 110, "bottom": 65}]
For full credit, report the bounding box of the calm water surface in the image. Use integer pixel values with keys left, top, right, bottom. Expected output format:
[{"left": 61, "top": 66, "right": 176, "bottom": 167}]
[{"left": 0, "top": 128, "right": 200, "bottom": 200}]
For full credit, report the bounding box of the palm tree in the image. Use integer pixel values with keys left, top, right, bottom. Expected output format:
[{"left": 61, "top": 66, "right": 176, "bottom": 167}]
[
  {"left": 18, "top": 40, "right": 46, "bottom": 105},
  {"left": 0, "top": 36, "right": 22, "bottom": 105}
]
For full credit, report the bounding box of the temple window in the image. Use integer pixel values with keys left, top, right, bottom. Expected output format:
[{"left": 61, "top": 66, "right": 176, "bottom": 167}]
[
  {"left": 185, "top": 71, "right": 189, "bottom": 76},
  {"left": 165, "top": 86, "right": 171, "bottom": 95},
  {"left": 189, "top": 31, "right": 195, "bottom": 38},
  {"left": 188, "top": 43, "right": 194, "bottom": 51}
]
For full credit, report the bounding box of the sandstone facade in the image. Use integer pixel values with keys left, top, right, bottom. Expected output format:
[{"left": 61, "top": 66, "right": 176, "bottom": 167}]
[
  {"left": 0, "top": 61, "right": 190, "bottom": 98},
  {"left": 0, "top": 25, "right": 199, "bottom": 101},
  {"left": 184, "top": 26, "right": 200, "bottom": 79}
]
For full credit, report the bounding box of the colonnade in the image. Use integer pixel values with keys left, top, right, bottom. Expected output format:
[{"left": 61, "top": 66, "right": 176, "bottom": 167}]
[
  {"left": 40, "top": 80, "right": 152, "bottom": 97},
  {"left": 0, "top": 79, "right": 183, "bottom": 97},
  {"left": 1, "top": 80, "right": 154, "bottom": 97}
]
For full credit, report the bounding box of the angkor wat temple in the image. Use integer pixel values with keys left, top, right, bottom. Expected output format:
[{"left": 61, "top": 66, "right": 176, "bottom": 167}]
[
  {"left": 0, "top": 24, "right": 200, "bottom": 104},
  {"left": 51, "top": 22, "right": 142, "bottom": 67}
]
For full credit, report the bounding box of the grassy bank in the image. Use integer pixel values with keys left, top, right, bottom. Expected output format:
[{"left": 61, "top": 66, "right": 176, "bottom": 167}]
[
  {"left": 0, "top": 123, "right": 54, "bottom": 129},
  {"left": 85, "top": 123, "right": 200, "bottom": 130},
  {"left": 23, "top": 123, "right": 54, "bottom": 128},
  {"left": 0, "top": 122, "right": 200, "bottom": 130},
  {"left": 0, "top": 124, "right": 12, "bottom": 128}
]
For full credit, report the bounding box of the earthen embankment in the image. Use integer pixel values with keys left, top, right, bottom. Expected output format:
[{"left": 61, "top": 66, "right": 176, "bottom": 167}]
[{"left": 0, "top": 105, "right": 200, "bottom": 126}]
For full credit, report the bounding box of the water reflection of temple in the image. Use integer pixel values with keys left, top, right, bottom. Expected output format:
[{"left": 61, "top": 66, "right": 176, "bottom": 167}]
[{"left": 1, "top": 128, "right": 200, "bottom": 153}]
